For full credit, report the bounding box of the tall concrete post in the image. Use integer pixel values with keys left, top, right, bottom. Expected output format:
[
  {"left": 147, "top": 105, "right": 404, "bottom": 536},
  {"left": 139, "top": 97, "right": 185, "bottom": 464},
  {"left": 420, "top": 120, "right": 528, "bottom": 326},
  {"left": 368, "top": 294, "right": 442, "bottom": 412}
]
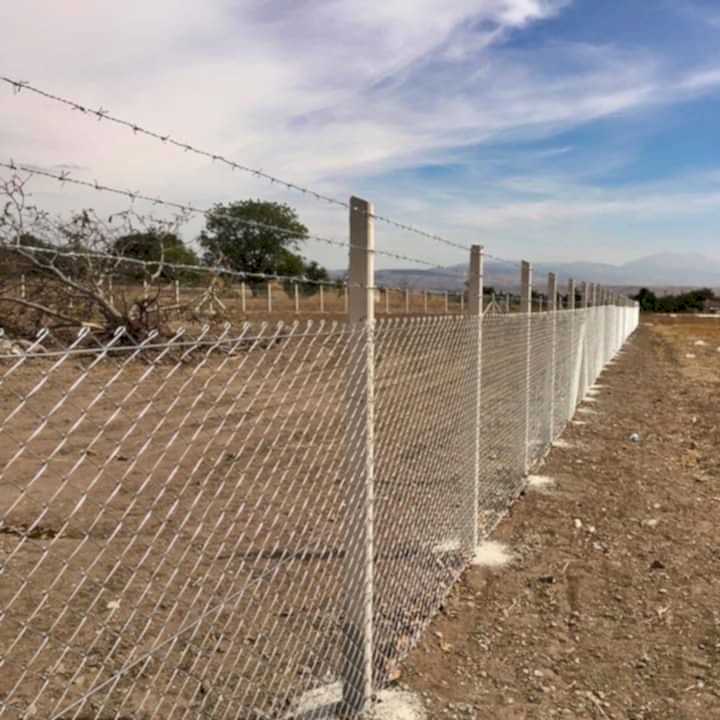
[
  {"left": 467, "top": 245, "right": 484, "bottom": 554},
  {"left": 343, "top": 196, "right": 375, "bottom": 716},
  {"left": 521, "top": 261, "right": 533, "bottom": 473},
  {"left": 548, "top": 272, "right": 558, "bottom": 444}
]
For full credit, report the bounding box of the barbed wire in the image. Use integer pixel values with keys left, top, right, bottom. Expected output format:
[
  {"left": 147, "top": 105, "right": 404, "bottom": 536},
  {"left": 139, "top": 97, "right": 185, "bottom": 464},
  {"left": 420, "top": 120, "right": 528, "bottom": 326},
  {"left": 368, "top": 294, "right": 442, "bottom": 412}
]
[
  {"left": 1, "top": 76, "right": 470, "bottom": 253},
  {"left": 3, "top": 244, "right": 470, "bottom": 298},
  {"left": 0, "top": 159, "right": 464, "bottom": 274}
]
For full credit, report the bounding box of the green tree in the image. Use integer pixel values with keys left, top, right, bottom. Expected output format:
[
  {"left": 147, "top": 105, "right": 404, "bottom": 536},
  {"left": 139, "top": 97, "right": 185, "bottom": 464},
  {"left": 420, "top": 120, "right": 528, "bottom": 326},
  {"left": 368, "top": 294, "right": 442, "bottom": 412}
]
[
  {"left": 114, "top": 231, "right": 199, "bottom": 281},
  {"left": 632, "top": 287, "right": 658, "bottom": 312},
  {"left": 199, "top": 200, "right": 327, "bottom": 295}
]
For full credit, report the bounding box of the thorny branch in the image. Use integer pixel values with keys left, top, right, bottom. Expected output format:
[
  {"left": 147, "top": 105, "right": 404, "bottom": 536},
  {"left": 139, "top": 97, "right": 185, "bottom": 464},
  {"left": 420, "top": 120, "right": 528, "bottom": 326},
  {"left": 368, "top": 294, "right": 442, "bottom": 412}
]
[{"left": 0, "top": 173, "right": 189, "bottom": 340}]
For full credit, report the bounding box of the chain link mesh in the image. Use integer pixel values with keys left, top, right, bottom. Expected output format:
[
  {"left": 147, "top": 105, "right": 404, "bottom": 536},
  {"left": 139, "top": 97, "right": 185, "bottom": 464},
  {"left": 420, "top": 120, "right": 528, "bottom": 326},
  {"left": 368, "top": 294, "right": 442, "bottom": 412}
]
[{"left": 0, "top": 305, "right": 638, "bottom": 719}]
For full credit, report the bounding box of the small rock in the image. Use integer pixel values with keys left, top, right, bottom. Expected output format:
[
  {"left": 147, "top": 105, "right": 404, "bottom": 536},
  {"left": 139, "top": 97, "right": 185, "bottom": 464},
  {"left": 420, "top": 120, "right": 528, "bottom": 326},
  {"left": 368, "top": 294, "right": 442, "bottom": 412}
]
[{"left": 629, "top": 433, "right": 641, "bottom": 443}]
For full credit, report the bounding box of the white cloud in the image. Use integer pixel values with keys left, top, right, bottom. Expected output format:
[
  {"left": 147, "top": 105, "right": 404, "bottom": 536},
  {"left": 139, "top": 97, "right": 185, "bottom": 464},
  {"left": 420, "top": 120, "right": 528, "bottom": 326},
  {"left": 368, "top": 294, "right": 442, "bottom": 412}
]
[{"left": 1, "top": 0, "right": 720, "bottom": 269}]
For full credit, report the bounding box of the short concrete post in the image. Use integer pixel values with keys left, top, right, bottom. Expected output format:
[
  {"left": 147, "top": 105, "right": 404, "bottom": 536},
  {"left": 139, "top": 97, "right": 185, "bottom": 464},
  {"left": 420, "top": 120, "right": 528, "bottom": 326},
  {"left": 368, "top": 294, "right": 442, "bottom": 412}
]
[
  {"left": 174, "top": 279, "right": 180, "bottom": 305},
  {"left": 344, "top": 284, "right": 349, "bottom": 314},
  {"left": 505, "top": 293, "right": 511, "bottom": 313},
  {"left": 143, "top": 279, "right": 149, "bottom": 300},
  {"left": 460, "top": 291, "right": 464, "bottom": 314},
  {"left": 20, "top": 274, "right": 26, "bottom": 300},
  {"left": 294, "top": 283, "right": 300, "bottom": 314},
  {"left": 385, "top": 287, "right": 390, "bottom": 314},
  {"left": 240, "top": 281, "right": 247, "bottom": 313},
  {"left": 444, "top": 291, "right": 449, "bottom": 314},
  {"left": 343, "top": 196, "right": 375, "bottom": 716},
  {"left": 404, "top": 288, "right": 410, "bottom": 314},
  {"left": 320, "top": 284, "right": 325, "bottom": 314},
  {"left": 521, "top": 261, "right": 533, "bottom": 474},
  {"left": 467, "top": 245, "right": 484, "bottom": 554},
  {"left": 423, "top": 290, "right": 428, "bottom": 314},
  {"left": 548, "top": 272, "right": 558, "bottom": 444},
  {"left": 266, "top": 280, "right": 272, "bottom": 313}
]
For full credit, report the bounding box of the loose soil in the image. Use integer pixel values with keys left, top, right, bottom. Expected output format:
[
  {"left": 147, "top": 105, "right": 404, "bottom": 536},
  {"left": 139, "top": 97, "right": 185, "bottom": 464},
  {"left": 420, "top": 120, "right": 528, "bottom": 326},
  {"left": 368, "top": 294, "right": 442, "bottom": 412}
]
[{"left": 399, "top": 316, "right": 720, "bottom": 720}]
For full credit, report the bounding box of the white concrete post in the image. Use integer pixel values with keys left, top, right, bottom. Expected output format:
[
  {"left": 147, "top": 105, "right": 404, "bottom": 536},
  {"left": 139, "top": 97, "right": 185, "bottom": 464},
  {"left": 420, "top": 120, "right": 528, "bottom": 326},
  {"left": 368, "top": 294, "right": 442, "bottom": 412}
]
[
  {"left": 293, "top": 282, "right": 300, "bottom": 314},
  {"left": 343, "top": 196, "right": 375, "bottom": 715},
  {"left": 505, "top": 293, "right": 511, "bottom": 313},
  {"left": 521, "top": 261, "right": 532, "bottom": 474},
  {"left": 444, "top": 291, "right": 449, "bottom": 314},
  {"left": 460, "top": 291, "right": 464, "bottom": 314},
  {"left": 320, "top": 284, "right": 325, "bottom": 314},
  {"left": 423, "top": 290, "right": 428, "bottom": 314},
  {"left": 20, "top": 274, "right": 26, "bottom": 300},
  {"left": 240, "top": 281, "right": 247, "bottom": 314},
  {"left": 467, "top": 245, "right": 484, "bottom": 554},
  {"left": 568, "top": 278, "right": 576, "bottom": 418},
  {"left": 404, "top": 288, "right": 410, "bottom": 314},
  {"left": 385, "top": 287, "right": 390, "bottom": 314},
  {"left": 548, "top": 272, "right": 558, "bottom": 444},
  {"left": 174, "top": 279, "right": 180, "bottom": 305},
  {"left": 344, "top": 284, "right": 349, "bottom": 314},
  {"left": 143, "top": 278, "right": 149, "bottom": 300},
  {"left": 266, "top": 280, "right": 273, "bottom": 313}
]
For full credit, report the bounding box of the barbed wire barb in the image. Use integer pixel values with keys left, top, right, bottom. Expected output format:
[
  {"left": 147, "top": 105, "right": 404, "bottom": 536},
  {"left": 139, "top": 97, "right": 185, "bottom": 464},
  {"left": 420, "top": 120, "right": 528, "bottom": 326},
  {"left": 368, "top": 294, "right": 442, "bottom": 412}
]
[{"left": 0, "top": 75, "right": 469, "bottom": 252}]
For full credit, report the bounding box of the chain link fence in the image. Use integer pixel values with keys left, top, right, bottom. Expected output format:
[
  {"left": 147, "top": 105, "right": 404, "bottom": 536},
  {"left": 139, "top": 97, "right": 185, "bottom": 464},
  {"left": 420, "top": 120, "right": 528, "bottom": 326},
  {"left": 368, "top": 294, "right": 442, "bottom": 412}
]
[{"left": 0, "top": 298, "right": 639, "bottom": 719}]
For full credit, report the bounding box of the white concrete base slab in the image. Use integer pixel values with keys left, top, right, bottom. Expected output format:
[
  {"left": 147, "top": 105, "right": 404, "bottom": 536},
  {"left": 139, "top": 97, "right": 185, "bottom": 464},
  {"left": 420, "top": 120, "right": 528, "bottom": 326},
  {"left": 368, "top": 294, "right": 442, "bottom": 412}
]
[
  {"left": 287, "top": 682, "right": 342, "bottom": 718},
  {"left": 288, "top": 684, "right": 426, "bottom": 720},
  {"left": 472, "top": 540, "right": 512, "bottom": 568},
  {"left": 527, "top": 474, "right": 555, "bottom": 490},
  {"left": 369, "top": 689, "right": 426, "bottom": 720}
]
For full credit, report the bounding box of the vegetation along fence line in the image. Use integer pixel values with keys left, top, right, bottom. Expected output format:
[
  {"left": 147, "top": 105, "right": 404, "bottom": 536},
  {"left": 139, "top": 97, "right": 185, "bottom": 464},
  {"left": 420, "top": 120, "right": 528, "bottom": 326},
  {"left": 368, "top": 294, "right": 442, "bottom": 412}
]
[{"left": 0, "top": 195, "right": 639, "bottom": 720}]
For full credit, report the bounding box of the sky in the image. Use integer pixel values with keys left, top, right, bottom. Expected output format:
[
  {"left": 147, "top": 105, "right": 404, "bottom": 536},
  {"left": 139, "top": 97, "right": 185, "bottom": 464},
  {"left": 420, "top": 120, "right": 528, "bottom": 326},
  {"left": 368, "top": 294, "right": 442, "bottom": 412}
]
[{"left": 2, "top": 0, "right": 720, "bottom": 273}]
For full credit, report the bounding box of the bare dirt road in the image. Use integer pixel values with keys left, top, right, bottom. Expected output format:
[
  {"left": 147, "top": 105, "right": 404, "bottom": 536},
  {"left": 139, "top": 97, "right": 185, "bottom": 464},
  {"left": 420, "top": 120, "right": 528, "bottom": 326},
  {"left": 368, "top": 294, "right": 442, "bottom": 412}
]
[{"left": 397, "top": 317, "right": 720, "bottom": 720}]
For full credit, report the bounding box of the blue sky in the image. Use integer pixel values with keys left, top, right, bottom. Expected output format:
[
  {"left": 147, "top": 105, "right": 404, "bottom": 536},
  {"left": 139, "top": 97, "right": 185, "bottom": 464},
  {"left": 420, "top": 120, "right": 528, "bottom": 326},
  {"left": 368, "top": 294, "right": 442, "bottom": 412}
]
[{"left": 2, "top": 0, "right": 720, "bottom": 271}]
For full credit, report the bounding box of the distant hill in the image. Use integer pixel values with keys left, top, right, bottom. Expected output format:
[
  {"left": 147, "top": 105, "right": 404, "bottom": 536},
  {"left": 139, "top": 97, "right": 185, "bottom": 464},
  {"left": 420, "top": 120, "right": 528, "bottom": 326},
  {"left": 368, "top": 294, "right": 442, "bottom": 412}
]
[{"left": 358, "top": 252, "right": 720, "bottom": 293}]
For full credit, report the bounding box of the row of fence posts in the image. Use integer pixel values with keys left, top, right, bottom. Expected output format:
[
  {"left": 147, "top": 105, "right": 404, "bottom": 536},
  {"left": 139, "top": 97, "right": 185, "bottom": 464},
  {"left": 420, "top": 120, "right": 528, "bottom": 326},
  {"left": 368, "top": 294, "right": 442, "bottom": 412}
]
[{"left": 340, "top": 196, "right": 637, "bottom": 717}]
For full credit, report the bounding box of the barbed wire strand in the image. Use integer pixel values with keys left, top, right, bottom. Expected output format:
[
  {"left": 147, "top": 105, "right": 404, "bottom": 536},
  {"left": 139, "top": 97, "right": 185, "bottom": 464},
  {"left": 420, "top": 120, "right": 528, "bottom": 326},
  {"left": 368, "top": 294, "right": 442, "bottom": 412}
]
[
  {"left": 2, "top": 244, "right": 471, "bottom": 298},
  {"left": 0, "top": 159, "right": 465, "bottom": 275},
  {"left": 0, "top": 76, "right": 470, "bottom": 253}
]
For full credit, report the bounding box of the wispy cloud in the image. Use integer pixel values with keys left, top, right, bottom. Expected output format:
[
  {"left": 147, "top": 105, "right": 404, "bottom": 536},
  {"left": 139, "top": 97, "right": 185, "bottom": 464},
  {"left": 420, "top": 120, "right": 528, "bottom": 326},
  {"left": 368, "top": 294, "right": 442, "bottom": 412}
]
[{"left": 2, "top": 1, "right": 720, "bottom": 268}]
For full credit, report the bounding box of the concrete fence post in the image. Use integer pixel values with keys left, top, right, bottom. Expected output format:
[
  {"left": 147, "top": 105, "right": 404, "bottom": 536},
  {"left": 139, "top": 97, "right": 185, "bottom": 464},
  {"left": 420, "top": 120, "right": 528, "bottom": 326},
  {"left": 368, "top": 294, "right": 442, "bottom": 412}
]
[
  {"left": 385, "top": 288, "right": 390, "bottom": 314},
  {"left": 20, "top": 274, "right": 26, "bottom": 300},
  {"left": 343, "top": 196, "right": 375, "bottom": 716},
  {"left": 444, "top": 291, "right": 449, "bottom": 314},
  {"left": 547, "top": 272, "right": 558, "bottom": 444},
  {"left": 568, "top": 278, "right": 576, "bottom": 418},
  {"left": 266, "top": 280, "right": 273, "bottom": 313},
  {"left": 521, "top": 261, "right": 533, "bottom": 474},
  {"left": 240, "top": 281, "right": 247, "bottom": 314},
  {"left": 423, "top": 290, "right": 428, "bottom": 314},
  {"left": 404, "top": 288, "right": 410, "bottom": 314},
  {"left": 467, "top": 245, "right": 484, "bottom": 554},
  {"left": 294, "top": 282, "right": 300, "bottom": 314},
  {"left": 320, "top": 284, "right": 325, "bottom": 314},
  {"left": 174, "top": 279, "right": 180, "bottom": 305}
]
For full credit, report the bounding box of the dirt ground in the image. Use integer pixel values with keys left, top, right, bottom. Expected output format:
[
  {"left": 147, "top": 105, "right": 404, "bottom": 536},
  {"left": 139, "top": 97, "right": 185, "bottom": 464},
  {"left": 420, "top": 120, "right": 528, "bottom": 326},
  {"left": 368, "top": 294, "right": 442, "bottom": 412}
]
[{"left": 398, "top": 315, "right": 720, "bottom": 720}]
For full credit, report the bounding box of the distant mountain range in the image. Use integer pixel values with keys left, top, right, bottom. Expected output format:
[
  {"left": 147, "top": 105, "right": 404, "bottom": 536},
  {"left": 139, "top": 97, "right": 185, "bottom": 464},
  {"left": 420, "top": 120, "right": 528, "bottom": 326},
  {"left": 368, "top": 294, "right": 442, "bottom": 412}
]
[{"left": 363, "top": 252, "right": 720, "bottom": 293}]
